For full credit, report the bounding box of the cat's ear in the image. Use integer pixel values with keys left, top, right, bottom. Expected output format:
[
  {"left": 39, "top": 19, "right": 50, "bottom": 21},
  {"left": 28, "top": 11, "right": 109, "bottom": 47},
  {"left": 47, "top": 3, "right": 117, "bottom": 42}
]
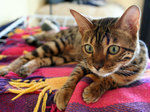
[
  {"left": 70, "top": 9, "right": 93, "bottom": 36},
  {"left": 115, "top": 5, "right": 140, "bottom": 34}
]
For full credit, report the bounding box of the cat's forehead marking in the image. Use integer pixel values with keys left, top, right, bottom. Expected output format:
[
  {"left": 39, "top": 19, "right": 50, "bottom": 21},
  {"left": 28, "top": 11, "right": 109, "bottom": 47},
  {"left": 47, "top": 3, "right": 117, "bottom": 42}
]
[
  {"left": 91, "top": 18, "right": 118, "bottom": 45},
  {"left": 113, "top": 38, "right": 118, "bottom": 43},
  {"left": 100, "top": 28, "right": 110, "bottom": 45}
]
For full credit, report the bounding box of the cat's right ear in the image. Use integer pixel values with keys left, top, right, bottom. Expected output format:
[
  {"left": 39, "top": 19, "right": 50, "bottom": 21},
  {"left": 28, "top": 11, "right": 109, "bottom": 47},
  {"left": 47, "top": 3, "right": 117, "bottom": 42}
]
[
  {"left": 115, "top": 5, "right": 140, "bottom": 34},
  {"left": 70, "top": 9, "right": 93, "bottom": 36}
]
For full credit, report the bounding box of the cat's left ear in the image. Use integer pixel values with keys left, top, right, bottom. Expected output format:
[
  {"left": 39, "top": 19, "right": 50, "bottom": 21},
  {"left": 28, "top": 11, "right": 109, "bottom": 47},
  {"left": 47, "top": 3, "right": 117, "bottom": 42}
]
[
  {"left": 70, "top": 9, "right": 93, "bottom": 36},
  {"left": 115, "top": 5, "right": 140, "bottom": 34}
]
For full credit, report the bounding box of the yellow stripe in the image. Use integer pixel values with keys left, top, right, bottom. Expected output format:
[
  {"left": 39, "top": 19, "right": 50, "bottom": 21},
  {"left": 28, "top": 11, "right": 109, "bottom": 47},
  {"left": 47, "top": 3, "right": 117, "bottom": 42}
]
[
  {"left": 45, "top": 76, "right": 68, "bottom": 90},
  {"left": 0, "top": 55, "right": 7, "bottom": 60},
  {"left": 0, "top": 65, "right": 6, "bottom": 69}
]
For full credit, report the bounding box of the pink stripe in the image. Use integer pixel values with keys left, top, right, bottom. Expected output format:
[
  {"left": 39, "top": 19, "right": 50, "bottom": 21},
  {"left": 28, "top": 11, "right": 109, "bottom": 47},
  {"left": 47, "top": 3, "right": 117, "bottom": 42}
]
[
  {"left": 69, "top": 81, "right": 150, "bottom": 108},
  {"left": 1, "top": 45, "right": 35, "bottom": 55},
  {"left": 30, "top": 67, "right": 73, "bottom": 77}
]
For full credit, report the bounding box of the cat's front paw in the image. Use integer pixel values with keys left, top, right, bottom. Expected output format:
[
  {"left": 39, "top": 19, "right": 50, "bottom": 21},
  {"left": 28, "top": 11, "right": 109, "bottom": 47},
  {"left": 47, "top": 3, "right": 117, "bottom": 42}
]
[
  {"left": 54, "top": 88, "right": 73, "bottom": 111},
  {"left": 0, "top": 67, "right": 10, "bottom": 76},
  {"left": 25, "top": 36, "right": 36, "bottom": 45},
  {"left": 17, "top": 66, "right": 31, "bottom": 77},
  {"left": 82, "top": 83, "right": 101, "bottom": 104}
]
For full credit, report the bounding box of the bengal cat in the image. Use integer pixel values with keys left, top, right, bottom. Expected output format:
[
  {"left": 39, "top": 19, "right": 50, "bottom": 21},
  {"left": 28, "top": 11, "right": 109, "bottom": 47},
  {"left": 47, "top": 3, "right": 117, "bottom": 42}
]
[{"left": 0, "top": 5, "right": 148, "bottom": 110}]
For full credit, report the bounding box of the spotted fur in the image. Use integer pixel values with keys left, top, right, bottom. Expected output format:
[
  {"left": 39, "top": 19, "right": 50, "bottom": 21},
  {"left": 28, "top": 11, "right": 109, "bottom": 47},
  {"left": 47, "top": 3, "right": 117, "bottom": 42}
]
[{"left": 0, "top": 5, "right": 148, "bottom": 110}]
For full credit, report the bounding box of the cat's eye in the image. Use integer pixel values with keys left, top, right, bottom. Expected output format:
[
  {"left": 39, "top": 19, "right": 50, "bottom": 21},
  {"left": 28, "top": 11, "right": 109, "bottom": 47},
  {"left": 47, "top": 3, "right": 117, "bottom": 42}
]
[
  {"left": 84, "top": 44, "right": 93, "bottom": 54},
  {"left": 108, "top": 45, "right": 120, "bottom": 55}
]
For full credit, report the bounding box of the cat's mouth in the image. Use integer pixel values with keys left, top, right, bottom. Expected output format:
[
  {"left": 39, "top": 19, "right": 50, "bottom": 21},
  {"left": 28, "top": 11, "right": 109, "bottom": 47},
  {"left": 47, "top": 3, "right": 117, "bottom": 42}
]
[
  {"left": 89, "top": 65, "right": 120, "bottom": 77},
  {"left": 89, "top": 66, "right": 112, "bottom": 77}
]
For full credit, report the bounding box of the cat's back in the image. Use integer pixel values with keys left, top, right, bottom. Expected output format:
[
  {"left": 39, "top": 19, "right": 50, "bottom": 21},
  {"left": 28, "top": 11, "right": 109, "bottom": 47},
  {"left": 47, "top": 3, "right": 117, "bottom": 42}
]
[
  {"left": 138, "top": 40, "right": 149, "bottom": 62},
  {"left": 56, "top": 26, "right": 79, "bottom": 40}
]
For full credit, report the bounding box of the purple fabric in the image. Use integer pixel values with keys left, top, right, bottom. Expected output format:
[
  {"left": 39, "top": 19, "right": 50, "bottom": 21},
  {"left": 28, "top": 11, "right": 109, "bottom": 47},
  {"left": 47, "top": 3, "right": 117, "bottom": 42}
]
[{"left": 66, "top": 102, "right": 150, "bottom": 112}]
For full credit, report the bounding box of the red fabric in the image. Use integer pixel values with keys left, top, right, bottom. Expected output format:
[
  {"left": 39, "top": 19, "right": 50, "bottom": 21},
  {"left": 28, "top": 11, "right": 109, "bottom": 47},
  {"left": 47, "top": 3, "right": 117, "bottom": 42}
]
[
  {"left": 69, "top": 79, "right": 150, "bottom": 108},
  {"left": 0, "top": 27, "right": 150, "bottom": 112}
]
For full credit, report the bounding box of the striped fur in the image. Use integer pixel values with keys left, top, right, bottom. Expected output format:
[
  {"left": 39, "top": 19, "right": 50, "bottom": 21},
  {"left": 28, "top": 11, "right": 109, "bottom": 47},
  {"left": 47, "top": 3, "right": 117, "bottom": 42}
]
[{"left": 0, "top": 6, "right": 149, "bottom": 110}]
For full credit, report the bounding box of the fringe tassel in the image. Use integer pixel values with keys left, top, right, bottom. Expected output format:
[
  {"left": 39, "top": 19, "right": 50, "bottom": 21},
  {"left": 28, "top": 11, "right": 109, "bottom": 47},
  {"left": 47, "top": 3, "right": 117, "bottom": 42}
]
[
  {"left": 10, "top": 82, "right": 47, "bottom": 101},
  {"left": 42, "top": 93, "right": 48, "bottom": 112},
  {"left": 34, "top": 86, "right": 51, "bottom": 112},
  {"left": 1, "top": 77, "right": 68, "bottom": 112},
  {"left": 8, "top": 78, "right": 52, "bottom": 112}
]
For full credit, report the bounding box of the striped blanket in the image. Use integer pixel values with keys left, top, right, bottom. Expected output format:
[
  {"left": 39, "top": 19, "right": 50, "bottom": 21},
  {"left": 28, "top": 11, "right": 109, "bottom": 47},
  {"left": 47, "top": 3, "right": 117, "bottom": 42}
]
[{"left": 0, "top": 27, "right": 150, "bottom": 112}]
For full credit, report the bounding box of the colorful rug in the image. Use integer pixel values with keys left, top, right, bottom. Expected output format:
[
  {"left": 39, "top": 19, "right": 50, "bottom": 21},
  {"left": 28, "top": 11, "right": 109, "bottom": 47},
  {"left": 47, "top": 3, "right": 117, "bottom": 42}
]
[{"left": 0, "top": 27, "right": 150, "bottom": 112}]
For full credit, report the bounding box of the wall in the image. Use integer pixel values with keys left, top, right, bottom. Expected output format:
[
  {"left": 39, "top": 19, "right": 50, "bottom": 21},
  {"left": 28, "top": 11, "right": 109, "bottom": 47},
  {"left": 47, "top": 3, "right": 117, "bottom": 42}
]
[
  {"left": 107, "top": 0, "right": 144, "bottom": 10},
  {"left": 0, "top": 0, "right": 45, "bottom": 26},
  {"left": 27, "top": 0, "right": 45, "bottom": 15}
]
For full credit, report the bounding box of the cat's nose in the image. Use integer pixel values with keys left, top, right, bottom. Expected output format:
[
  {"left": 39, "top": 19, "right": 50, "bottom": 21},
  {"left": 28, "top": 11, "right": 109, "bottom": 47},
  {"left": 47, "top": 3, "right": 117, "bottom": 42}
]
[{"left": 93, "top": 61, "right": 104, "bottom": 71}]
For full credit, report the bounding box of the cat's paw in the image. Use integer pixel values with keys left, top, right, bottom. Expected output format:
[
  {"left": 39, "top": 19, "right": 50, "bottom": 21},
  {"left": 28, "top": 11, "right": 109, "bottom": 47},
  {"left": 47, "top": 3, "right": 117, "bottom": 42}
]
[
  {"left": 25, "top": 36, "right": 36, "bottom": 45},
  {"left": 82, "top": 84, "right": 101, "bottom": 104},
  {"left": 54, "top": 88, "right": 73, "bottom": 111},
  {"left": 25, "top": 36, "right": 42, "bottom": 47},
  {"left": 17, "top": 66, "right": 31, "bottom": 77},
  {"left": 0, "top": 67, "right": 10, "bottom": 76}
]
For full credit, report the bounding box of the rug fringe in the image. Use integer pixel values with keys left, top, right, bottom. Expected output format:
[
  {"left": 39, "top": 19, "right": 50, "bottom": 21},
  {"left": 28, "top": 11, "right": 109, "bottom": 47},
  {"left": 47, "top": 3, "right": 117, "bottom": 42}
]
[
  {"left": 34, "top": 86, "right": 51, "bottom": 112},
  {"left": 8, "top": 78, "right": 52, "bottom": 112},
  {"left": 2, "top": 77, "right": 68, "bottom": 112}
]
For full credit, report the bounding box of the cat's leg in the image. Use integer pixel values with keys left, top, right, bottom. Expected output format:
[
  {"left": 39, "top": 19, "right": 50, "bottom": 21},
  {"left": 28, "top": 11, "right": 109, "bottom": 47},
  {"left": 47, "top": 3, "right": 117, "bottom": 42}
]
[
  {"left": 82, "top": 74, "right": 117, "bottom": 103},
  {"left": 25, "top": 28, "right": 70, "bottom": 47},
  {"left": 54, "top": 64, "right": 88, "bottom": 111},
  {"left": 17, "top": 55, "right": 72, "bottom": 77},
  {"left": 25, "top": 32, "right": 56, "bottom": 47},
  {"left": 0, "top": 53, "right": 35, "bottom": 76},
  {"left": 0, "top": 37, "right": 70, "bottom": 76},
  {"left": 82, "top": 68, "right": 141, "bottom": 104}
]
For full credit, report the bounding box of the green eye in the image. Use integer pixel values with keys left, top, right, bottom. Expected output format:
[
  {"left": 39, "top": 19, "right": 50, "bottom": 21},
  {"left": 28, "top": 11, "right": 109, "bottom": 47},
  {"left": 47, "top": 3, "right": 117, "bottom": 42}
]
[
  {"left": 84, "top": 44, "right": 93, "bottom": 53},
  {"left": 108, "top": 45, "right": 120, "bottom": 55}
]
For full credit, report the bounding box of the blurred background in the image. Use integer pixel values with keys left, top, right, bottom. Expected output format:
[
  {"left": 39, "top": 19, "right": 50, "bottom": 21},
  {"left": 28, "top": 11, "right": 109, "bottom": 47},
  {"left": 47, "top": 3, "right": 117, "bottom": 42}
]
[
  {"left": 0, "top": 0, "right": 149, "bottom": 55},
  {"left": 0, "top": 0, "right": 144, "bottom": 26}
]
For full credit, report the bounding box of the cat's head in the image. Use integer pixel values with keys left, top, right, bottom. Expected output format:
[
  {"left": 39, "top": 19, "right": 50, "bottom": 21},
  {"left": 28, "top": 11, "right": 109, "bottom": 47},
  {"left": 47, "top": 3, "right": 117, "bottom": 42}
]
[{"left": 70, "top": 5, "right": 141, "bottom": 77}]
